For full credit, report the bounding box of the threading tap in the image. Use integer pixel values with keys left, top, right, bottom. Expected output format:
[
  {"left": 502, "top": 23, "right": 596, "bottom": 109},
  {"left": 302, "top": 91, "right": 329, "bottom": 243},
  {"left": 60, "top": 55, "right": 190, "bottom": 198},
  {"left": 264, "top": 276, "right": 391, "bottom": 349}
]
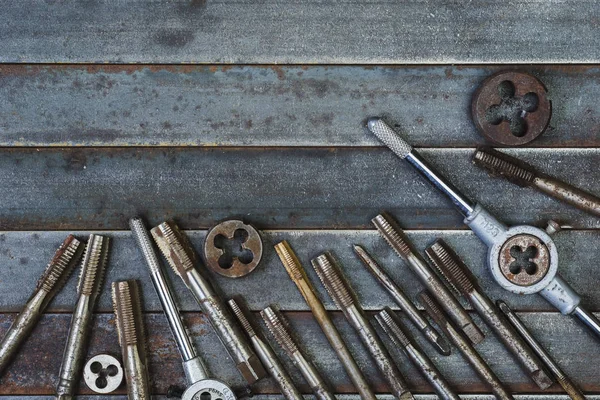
[
  {"left": 473, "top": 146, "right": 600, "bottom": 218},
  {"left": 129, "top": 217, "right": 237, "bottom": 400},
  {"left": 150, "top": 220, "right": 266, "bottom": 385},
  {"left": 229, "top": 299, "right": 302, "bottom": 400},
  {"left": 274, "top": 240, "right": 376, "bottom": 400},
  {"left": 419, "top": 291, "right": 514, "bottom": 400},
  {"left": 56, "top": 234, "right": 111, "bottom": 400},
  {"left": 375, "top": 307, "right": 459, "bottom": 400},
  {"left": 353, "top": 244, "right": 450, "bottom": 356},
  {"left": 0, "top": 235, "right": 83, "bottom": 377},
  {"left": 311, "top": 252, "right": 413, "bottom": 400},
  {"left": 426, "top": 239, "right": 553, "bottom": 390},
  {"left": 112, "top": 280, "right": 151, "bottom": 400},
  {"left": 372, "top": 213, "right": 484, "bottom": 344},
  {"left": 498, "top": 301, "right": 586, "bottom": 400},
  {"left": 260, "top": 306, "right": 336, "bottom": 400}
]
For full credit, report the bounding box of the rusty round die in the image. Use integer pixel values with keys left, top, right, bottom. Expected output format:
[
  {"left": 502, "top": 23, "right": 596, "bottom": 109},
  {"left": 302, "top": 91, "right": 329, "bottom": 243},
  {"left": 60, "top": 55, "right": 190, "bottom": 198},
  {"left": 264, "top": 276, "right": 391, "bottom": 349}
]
[
  {"left": 204, "top": 220, "right": 263, "bottom": 278},
  {"left": 83, "top": 354, "right": 124, "bottom": 394},
  {"left": 472, "top": 71, "right": 551, "bottom": 146},
  {"left": 498, "top": 234, "right": 551, "bottom": 287}
]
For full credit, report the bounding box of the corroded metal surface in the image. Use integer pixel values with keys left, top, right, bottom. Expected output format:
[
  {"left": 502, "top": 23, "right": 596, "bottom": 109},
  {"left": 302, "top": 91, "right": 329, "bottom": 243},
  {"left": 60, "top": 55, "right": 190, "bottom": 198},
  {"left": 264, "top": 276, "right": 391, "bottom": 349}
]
[
  {"left": 0, "top": 312, "right": 597, "bottom": 395},
  {"left": 1, "top": 230, "right": 600, "bottom": 313},
  {"left": 204, "top": 220, "right": 263, "bottom": 278},
  {"left": 2, "top": 65, "right": 600, "bottom": 148},
  {"left": 0, "top": 1, "right": 599, "bottom": 64},
  {"left": 472, "top": 71, "right": 551, "bottom": 146},
  {"left": 1, "top": 148, "right": 600, "bottom": 230}
]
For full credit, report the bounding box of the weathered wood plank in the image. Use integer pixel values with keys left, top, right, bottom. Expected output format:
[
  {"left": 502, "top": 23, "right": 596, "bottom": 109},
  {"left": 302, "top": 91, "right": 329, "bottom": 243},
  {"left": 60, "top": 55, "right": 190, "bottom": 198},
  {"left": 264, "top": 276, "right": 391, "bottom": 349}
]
[
  {"left": 1, "top": 230, "right": 598, "bottom": 313},
  {"left": 1, "top": 148, "right": 599, "bottom": 230},
  {"left": 4, "top": 397, "right": 600, "bottom": 400},
  {"left": 0, "top": 312, "right": 597, "bottom": 395},
  {"left": 1, "top": 1, "right": 599, "bottom": 64},
  {"left": 0, "top": 65, "right": 599, "bottom": 147}
]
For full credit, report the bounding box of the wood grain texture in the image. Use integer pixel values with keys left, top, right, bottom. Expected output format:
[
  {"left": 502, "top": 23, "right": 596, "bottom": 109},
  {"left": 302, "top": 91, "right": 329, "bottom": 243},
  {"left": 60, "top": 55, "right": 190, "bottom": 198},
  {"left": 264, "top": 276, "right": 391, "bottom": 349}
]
[
  {"left": 1, "top": 1, "right": 599, "bottom": 64},
  {"left": 0, "top": 147, "right": 599, "bottom": 230},
  {"left": 0, "top": 312, "right": 597, "bottom": 395},
  {"left": 0, "top": 65, "right": 599, "bottom": 147},
  {"left": 1, "top": 230, "right": 599, "bottom": 313}
]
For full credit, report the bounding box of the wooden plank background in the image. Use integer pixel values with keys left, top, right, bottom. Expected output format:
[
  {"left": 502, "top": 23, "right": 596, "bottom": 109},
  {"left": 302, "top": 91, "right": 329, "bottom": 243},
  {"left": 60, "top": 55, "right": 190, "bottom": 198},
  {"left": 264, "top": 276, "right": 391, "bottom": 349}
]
[{"left": 1, "top": 0, "right": 600, "bottom": 398}]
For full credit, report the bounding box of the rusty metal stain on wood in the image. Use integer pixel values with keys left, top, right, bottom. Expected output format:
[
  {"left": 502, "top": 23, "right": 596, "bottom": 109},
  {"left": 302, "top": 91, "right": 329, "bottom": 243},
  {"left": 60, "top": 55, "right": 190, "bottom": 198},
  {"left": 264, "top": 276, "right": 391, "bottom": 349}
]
[
  {"left": 0, "top": 1, "right": 599, "bottom": 64},
  {"left": 1, "top": 65, "right": 600, "bottom": 147},
  {"left": 1, "top": 230, "right": 599, "bottom": 314},
  {"left": 0, "top": 312, "right": 597, "bottom": 395}
]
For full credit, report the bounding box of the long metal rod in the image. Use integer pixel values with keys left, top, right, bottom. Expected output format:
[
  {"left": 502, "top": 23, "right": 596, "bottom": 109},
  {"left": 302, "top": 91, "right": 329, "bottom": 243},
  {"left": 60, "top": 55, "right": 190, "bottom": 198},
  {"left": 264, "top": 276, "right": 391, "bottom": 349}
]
[
  {"left": 372, "top": 213, "right": 484, "bottom": 344},
  {"left": 353, "top": 244, "right": 450, "bottom": 356},
  {"left": 375, "top": 307, "right": 459, "bottom": 400},
  {"left": 56, "top": 234, "right": 110, "bottom": 400},
  {"left": 425, "top": 239, "right": 553, "bottom": 390},
  {"left": 129, "top": 217, "right": 209, "bottom": 383},
  {"left": 0, "top": 236, "right": 83, "bottom": 377},
  {"left": 311, "top": 252, "right": 413, "bottom": 400},
  {"left": 498, "top": 301, "right": 586, "bottom": 400},
  {"left": 367, "top": 117, "right": 475, "bottom": 216},
  {"left": 274, "top": 240, "right": 377, "bottom": 400},
  {"left": 573, "top": 306, "right": 600, "bottom": 340},
  {"left": 419, "top": 291, "right": 514, "bottom": 400}
]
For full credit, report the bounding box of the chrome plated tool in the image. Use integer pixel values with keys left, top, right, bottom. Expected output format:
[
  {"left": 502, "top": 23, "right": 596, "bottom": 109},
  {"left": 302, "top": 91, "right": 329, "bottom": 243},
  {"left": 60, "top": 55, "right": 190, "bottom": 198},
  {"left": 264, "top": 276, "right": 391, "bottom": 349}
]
[
  {"left": 474, "top": 146, "right": 600, "bottom": 218},
  {"left": 419, "top": 291, "right": 514, "bottom": 400},
  {"left": 274, "top": 240, "right": 376, "bottom": 400},
  {"left": 112, "top": 280, "right": 151, "bottom": 400},
  {"left": 151, "top": 220, "right": 266, "bottom": 384},
  {"left": 312, "top": 252, "right": 413, "bottom": 400},
  {"left": 426, "top": 239, "right": 552, "bottom": 389},
  {"left": 375, "top": 307, "right": 459, "bottom": 400},
  {"left": 498, "top": 300, "right": 586, "bottom": 400},
  {"left": 56, "top": 234, "right": 110, "bottom": 400},
  {"left": 261, "top": 306, "right": 336, "bottom": 400},
  {"left": 0, "top": 235, "right": 83, "bottom": 377},
  {"left": 372, "top": 213, "right": 484, "bottom": 345},
  {"left": 367, "top": 117, "right": 600, "bottom": 340},
  {"left": 353, "top": 244, "right": 450, "bottom": 355},
  {"left": 229, "top": 299, "right": 302, "bottom": 400},
  {"left": 130, "top": 217, "right": 237, "bottom": 400}
]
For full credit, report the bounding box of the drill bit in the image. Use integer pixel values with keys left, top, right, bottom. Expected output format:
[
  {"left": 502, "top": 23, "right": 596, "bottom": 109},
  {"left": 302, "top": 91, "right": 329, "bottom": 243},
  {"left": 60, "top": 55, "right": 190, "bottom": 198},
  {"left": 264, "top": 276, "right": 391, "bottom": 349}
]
[
  {"left": 112, "top": 280, "right": 150, "bottom": 400},
  {"left": 419, "top": 291, "right": 514, "bottom": 400},
  {"left": 0, "top": 235, "right": 83, "bottom": 377},
  {"left": 372, "top": 213, "right": 484, "bottom": 345},
  {"left": 151, "top": 221, "right": 266, "bottom": 385},
  {"left": 473, "top": 146, "right": 600, "bottom": 218},
  {"left": 56, "top": 234, "right": 111, "bottom": 400},
  {"left": 353, "top": 244, "right": 450, "bottom": 356},
  {"left": 375, "top": 307, "right": 459, "bottom": 400},
  {"left": 498, "top": 301, "right": 586, "bottom": 400},
  {"left": 130, "top": 217, "right": 237, "bottom": 400},
  {"left": 425, "top": 239, "right": 553, "bottom": 390},
  {"left": 261, "top": 306, "right": 336, "bottom": 400},
  {"left": 229, "top": 299, "right": 302, "bottom": 400},
  {"left": 312, "top": 252, "right": 413, "bottom": 400},
  {"left": 274, "top": 240, "right": 376, "bottom": 400}
]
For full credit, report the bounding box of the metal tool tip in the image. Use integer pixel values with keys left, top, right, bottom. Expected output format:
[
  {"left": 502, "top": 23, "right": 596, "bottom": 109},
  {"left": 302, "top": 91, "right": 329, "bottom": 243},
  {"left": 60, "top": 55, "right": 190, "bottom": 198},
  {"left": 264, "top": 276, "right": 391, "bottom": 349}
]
[
  {"left": 496, "top": 300, "right": 511, "bottom": 314},
  {"left": 366, "top": 117, "right": 383, "bottom": 131},
  {"left": 422, "top": 325, "right": 452, "bottom": 356},
  {"left": 365, "top": 117, "right": 412, "bottom": 158},
  {"left": 532, "top": 369, "right": 554, "bottom": 390},
  {"left": 399, "top": 391, "right": 415, "bottom": 400}
]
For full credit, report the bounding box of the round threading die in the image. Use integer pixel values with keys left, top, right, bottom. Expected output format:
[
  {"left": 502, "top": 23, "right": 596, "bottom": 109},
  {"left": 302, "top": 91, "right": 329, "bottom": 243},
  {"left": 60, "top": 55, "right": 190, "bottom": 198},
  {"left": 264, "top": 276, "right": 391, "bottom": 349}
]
[
  {"left": 472, "top": 71, "right": 551, "bottom": 146},
  {"left": 204, "top": 220, "right": 263, "bottom": 278},
  {"left": 83, "top": 354, "right": 124, "bottom": 394}
]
